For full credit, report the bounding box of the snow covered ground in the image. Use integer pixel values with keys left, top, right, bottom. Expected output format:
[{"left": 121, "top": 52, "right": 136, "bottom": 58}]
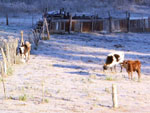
[
  {"left": 0, "top": 15, "right": 41, "bottom": 39},
  {"left": 0, "top": 17, "right": 150, "bottom": 113}
]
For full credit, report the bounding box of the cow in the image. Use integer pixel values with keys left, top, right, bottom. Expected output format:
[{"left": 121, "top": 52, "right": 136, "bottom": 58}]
[
  {"left": 19, "top": 41, "right": 31, "bottom": 62},
  {"left": 103, "top": 52, "right": 124, "bottom": 72},
  {"left": 121, "top": 60, "right": 141, "bottom": 81}
]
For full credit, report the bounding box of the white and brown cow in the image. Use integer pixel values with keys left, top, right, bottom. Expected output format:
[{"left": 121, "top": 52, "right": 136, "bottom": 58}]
[
  {"left": 122, "top": 60, "right": 141, "bottom": 81},
  {"left": 103, "top": 52, "right": 124, "bottom": 72},
  {"left": 19, "top": 41, "right": 31, "bottom": 62}
]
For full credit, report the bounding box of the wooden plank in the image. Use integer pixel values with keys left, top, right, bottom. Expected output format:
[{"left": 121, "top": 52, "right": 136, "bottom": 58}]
[
  {"left": 80, "top": 22, "right": 83, "bottom": 32},
  {"left": 51, "top": 19, "right": 104, "bottom": 22},
  {"left": 69, "top": 15, "right": 72, "bottom": 34},
  {"left": 82, "top": 22, "right": 92, "bottom": 32}
]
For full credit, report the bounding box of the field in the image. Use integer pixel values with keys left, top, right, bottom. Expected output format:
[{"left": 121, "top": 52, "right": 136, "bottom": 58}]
[{"left": 0, "top": 18, "right": 150, "bottom": 113}]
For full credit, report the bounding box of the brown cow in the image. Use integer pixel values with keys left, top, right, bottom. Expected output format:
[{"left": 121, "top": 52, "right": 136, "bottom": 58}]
[
  {"left": 122, "top": 60, "right": 141, "bottom": 81},
  {"left": 19, "top": 41, "right": 31, "bottom": 62}
]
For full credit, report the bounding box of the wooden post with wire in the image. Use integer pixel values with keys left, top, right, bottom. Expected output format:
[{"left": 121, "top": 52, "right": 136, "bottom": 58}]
[
  {"left": 91, "top": 16, "right": 94, "bottom": 32},
  {"left": 1, "top": 48, "right": 7, "bottom": 76},
  {"left": 41, "top": 18, "right": 50, "bottom": 40},
  {"left": 45, "top": 18, "right": 50, "bottom": 40},
  {"left": 21, "top": 31, "right": 24, "bottom": 45},
  {"left": 41, "top": 78, "right": 45, "bottom": 103},
  {"left": 6, "top": 43, "right": 11, "bottom": 65},
  {"left": 6, "top": 14, "right": 9, "bottom": 26},
  {"left": 0, "top": 61, "right": 7, "bottom": 99},
  {"left": 126, "top": 12, "right": 130, "bottom": 32},
  {"left": 112, "top": 84, "right": 118, "bottom": 108},
  {"left": 108, "top": 11, "right": 112, "bottom": 33}
]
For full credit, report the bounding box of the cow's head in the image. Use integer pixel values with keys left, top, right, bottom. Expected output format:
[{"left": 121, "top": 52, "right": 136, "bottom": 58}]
[
  {"left": 19, "top": 46, "right": 25, "bottom": 55},
  {"left": 103, "top": 64, "right": 108, "bottom": 71},
  {"left": 121, "top": 60, "right": 128, "bottom": 69}
]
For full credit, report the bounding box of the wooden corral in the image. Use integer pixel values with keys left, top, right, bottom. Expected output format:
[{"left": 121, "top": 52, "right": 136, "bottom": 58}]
[
  {"left": 35, "top": 9, "right": 150, "bottom": 33},
  {"left": 130, "top": 17, "right": 150, "bottom": 32},
  {"left": 36, "top": 19, "right": 105, "bottom": 33}
]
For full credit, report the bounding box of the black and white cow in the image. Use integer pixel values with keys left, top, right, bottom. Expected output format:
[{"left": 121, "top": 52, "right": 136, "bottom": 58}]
[{"left": 103, "top": 52, "right": 124, "bottom": 72}]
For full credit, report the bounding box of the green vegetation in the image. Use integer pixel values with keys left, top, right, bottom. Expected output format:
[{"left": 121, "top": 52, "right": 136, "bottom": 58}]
[
  {"left": 44, "top": 98, "right": 49, "bottom": 103},
  {"left": 105, "top": 76, "right": 116, "bottom": 81},
  {"left": 7, "top": 66, "right": 13, "bottom": 76},
  {"left": 19, "top": 94, "right": 27, "bottom": 101}
]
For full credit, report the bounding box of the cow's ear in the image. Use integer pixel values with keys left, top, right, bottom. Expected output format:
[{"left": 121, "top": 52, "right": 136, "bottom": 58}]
[{"left": 21, "top": 42, "right": 24, "bottom": 46}]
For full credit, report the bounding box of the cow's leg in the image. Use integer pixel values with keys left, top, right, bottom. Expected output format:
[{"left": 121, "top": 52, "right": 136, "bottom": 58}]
[
  {"left": 128, "top": 72, "right": 131, "bottom": 79},
  {"left": 26, "top": 52, "right": 29, "bottom": 62},
  {"left": 131, "top": 71, "right": 133, "bottom": 80},
  {"left": 25, "top": 54, "right": 27, "bottom": 62},
  {"left": 114, "top": 65, "right": 117, "bottom": 73},
  {"left": 26, "top": 53, "right": 29, "bottom": 62},
  {"left": 137, "top": 69, "right": 141, "bottom": 82},
  {"left": 28, "top": 51, "right": 30, "bottom": 61},
  {"left": 110, "top": 67, "right": 113, "bottom": 72},
  {"left": 20, "top": 54, "right": 23, "bottom": 59},
  {"left": 120, "top": 64, "right": 123, "bottom": 72},
  {"left": 21, "top": 54, "right": 25, "bottom": 61}
]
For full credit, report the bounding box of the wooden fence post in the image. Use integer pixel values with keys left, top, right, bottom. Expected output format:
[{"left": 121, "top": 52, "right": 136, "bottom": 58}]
[
  {"left": 41, "top": 18, "right": 50, "bottom": 40},
  {"left": 142, "top": 17, "right": 145, "bottom": 32},
  {"left": 42, "top": 20, "right": 45, "bottom": 40},
  {"left": 21, "top": 31, "right": 24, "bottom": 45},
  {"left": 69, "top": 14, "right": 72, "bottom": 34},
  {"left": 91, "top": 16, "right": 94, "bottom": 32},
  {"left": 108, "top": 12, "right": 112, "bottom": 33},
  {"left": 14, "top": 39, "right": 18, "bottom": 64},
  {"left": 80, "top": 22, "right": 83, "bottom": 32},
  {"left": 42, "top": 79, "right": 45, "bottom": 103},
  {"left": 92, "top": 16, "right": 97, "bottom": 32},
  {"left": 1, "top": 48, "right": 7, "bottom": 76},
  {"left": 1, "top": 61, "right": 7, "bottom": 99},
  {"left": 126, "top": 12, "right": 130, "bottom": 32},
  {"left": 112, "top": 84, "right": 118, "bottom": 108},
  {"left": 63, "top": 22, "right": 65, "bottom": 32},
  {"left": 5, "top": 43, "right": 11, "bottom": 65},
  {"left": 6, "top": 14, "right": 8, "bottom": 26},
  {"left": 45, "top": 18, "right": 50, "bottom": 40},
  {"left": 32, "top": 13, "right": 34, "bottom": 27}
]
